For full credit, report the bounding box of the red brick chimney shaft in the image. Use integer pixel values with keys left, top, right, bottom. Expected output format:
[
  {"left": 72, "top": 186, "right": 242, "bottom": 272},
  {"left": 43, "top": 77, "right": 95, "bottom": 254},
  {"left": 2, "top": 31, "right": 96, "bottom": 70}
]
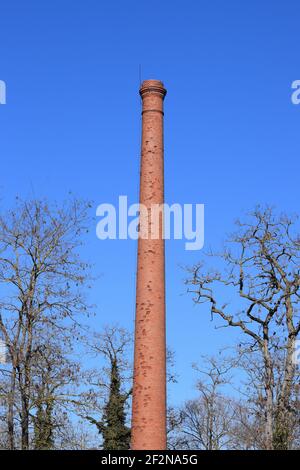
[{"left": 131, "top": 80, "right": 167, "bottom": 450}]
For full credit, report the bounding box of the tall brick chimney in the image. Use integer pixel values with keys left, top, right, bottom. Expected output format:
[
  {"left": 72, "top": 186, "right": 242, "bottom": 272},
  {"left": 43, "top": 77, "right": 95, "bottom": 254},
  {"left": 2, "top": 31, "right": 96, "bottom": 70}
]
[{"left": 131, "top": 80, "right": 167, "bottom": 450}]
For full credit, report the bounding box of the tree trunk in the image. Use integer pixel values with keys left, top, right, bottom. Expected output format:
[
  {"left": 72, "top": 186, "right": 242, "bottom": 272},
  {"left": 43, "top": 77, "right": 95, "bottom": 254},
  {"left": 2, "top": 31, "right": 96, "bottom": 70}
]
[
  {"left": 21, "top": 394, "right": 29, "bottom": 450},
  {"left": 262, "top": 330, "right": 274, "bottom": 450},
  {"left": 273, "top": 333, "right": 295, "bottom": 450},
  {"left": 7, "top": 366, "right": 16, "bottom": 450}
]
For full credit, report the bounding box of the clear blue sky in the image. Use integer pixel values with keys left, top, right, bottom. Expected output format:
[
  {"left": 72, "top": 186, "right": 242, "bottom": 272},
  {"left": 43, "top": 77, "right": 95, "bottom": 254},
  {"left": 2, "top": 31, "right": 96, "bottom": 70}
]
[{"left": 0, "top": 0, "right": 299, "bottom": 405}]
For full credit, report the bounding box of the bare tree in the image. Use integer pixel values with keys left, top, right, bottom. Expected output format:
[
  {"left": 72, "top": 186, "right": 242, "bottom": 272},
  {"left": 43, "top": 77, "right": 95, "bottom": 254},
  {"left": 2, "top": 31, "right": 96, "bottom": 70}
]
[
  {"left": 168, "top": 357, "right": 237, "bottom": 450},
  {"left": 232, "top": 345, "right": 300, "bottom": 449},
  {"left": 167, "top": 406, "right": 184, "bottom": 449},
  {"left": 0, "top": 197, "right": 92, "bottom": 449},
  {"left": 54, "top": 417, "right": 99, "bottom": 450},
  {"left": 187, "top": 207, "right": 300, "bottom": 449},
  {"left": 30, "top": 329, "right": 84, "bottom": 449}
]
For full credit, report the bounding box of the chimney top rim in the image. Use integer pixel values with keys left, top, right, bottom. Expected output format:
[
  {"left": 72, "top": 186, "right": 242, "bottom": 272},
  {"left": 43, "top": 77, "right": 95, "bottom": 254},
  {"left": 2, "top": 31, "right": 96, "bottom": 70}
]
[{"left": 139, "top": 79, "right": 167, "bottom": 97}]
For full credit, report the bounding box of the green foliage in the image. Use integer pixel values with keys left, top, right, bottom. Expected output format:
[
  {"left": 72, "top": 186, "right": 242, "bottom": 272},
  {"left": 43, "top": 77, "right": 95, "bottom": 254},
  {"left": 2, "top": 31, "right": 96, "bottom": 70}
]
[
  {"left": 102, "top": 358, "right": 130, "bottom": 450},
  {"left": 34, "top": 399, "right": 54, "bottom": 450},
  {"left": 88, "top": 358, "right": 130, "bottom": 450}
]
